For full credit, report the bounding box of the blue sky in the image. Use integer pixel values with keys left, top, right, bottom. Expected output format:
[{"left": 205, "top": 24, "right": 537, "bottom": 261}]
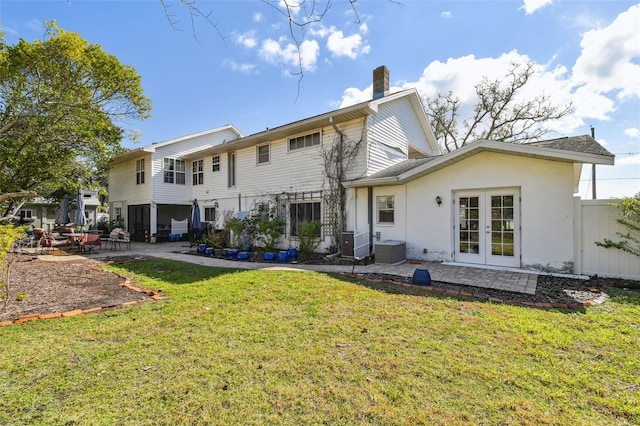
[{"left": 1, "top": 0, "right": 638, "bottom": 198}]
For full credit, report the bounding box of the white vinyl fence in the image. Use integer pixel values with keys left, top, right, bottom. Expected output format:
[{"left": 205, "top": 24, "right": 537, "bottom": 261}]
[{"left": 574, "top": 199, "right": 640, "bottom": 279}]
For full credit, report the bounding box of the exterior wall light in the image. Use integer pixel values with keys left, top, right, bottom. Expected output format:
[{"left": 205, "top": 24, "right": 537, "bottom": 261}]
[{"left": 436, "top": 196, "right": 442, "bottom": 206}]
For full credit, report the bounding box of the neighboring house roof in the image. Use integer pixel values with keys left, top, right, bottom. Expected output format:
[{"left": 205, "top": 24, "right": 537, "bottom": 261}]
[
  {"left": 344, "top": 135, "right": 615, "bottom": 188},
  {"left": 110, "top": 124, "right": 242, "bottom": 166},
  {"left": 182, "top": 88, "right": 439, "bottom": 160}
]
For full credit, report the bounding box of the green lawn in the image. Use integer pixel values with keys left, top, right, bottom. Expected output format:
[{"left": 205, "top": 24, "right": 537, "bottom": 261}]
[{"left": 1, "top": 259, "right": 639, "bottom": 425}]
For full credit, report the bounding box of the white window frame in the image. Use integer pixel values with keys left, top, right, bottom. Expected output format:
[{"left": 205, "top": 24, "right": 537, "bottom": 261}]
[
  {"left": 256, "top": 143, "right": 270, "bottom": 165},
  {"left": 164, "top": 158, "right": 186, "bottom": 185},
  {"left": 212, "top": 155, "right": 220, "bottom": 172},
  {"left": 136, "top": 159, "right": 145, "bottom": 185},
  {"left": 288, "top": 131, "right": 321, "bottom": 151},
  {"left": 377, "top": 196, "right": 395, "bottom": 224},
  {"left": 192, "top": 160, "right": 204, "bottom": 186},
  {"left": 18, "top": 210, "right": 34, "bottom": 219}
]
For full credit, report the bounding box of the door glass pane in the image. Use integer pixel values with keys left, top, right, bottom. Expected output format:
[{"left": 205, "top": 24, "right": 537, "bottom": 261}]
[
  {"left": 459, "top": 197, "right": 480, "bottom": 255},
  {"left": 490, "top": 195, "right": 514, "bottom": 257}
]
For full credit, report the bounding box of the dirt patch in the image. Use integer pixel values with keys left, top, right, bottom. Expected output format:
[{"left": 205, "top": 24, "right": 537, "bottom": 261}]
[{"left": 1, "top": 255, "right": 153, "bottom": 323}]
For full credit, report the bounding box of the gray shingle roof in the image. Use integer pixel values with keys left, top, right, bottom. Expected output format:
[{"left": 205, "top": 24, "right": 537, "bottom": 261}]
[{"left": 525, "top": 134, "right": 613, "bottom": 156}]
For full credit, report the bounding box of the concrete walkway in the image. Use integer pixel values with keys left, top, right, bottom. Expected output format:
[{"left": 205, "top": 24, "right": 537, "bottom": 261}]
[{"left": 86, "top": 241, "right": 538, "bottom": 295}]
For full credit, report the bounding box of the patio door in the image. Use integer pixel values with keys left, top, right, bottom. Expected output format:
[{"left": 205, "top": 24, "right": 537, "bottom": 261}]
[{"left": 454, "top": 189, "right": 520, "bottom": 267}]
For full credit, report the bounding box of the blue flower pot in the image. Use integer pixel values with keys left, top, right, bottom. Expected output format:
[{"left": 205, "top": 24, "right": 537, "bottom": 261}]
[
  {"left": 412, "top": 269, "right": 432, "bottom": 286},
  {"left": 263, "top": 252, "right": 276, "bottom": 262},
  {"left": 237, "top": 251, "right": 250, "bottom": 261},
  {"left": 277, "top": 251, "right": 290, "bottom": 263}
]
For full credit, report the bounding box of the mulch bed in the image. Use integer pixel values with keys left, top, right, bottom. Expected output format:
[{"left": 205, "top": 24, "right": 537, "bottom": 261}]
[{"left": 0, "top": 255, "right": 161, "bottom": 325}]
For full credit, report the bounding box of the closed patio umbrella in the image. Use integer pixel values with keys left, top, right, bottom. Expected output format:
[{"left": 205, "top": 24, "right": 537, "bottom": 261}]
[
  {"left": 55, "top": 194, "right": 71, "bottom": 225},
  {"left": 191, "top": 199, "right": 201, "bottom": 244},
  {"left": 74, "top": 189, "right": 87, "bottom": 228}
]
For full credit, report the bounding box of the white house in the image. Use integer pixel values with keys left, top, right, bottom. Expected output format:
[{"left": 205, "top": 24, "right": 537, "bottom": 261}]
[
  {"left": 108, "top": 66, "right": 615, "bottom": 274},
  {"left": 108, "top": 66, "right": 439, "bottom": 246}
]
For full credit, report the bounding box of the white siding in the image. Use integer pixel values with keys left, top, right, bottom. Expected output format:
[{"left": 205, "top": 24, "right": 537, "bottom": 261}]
[
  {"left": 366, "top": 97, "right": 432, "bottom": 175},
  {"left": 108, "top": 153, "right": 153, "bottom": 205},
  {"left": 152, "top": 128, "right": 240, "bottom": 205}
]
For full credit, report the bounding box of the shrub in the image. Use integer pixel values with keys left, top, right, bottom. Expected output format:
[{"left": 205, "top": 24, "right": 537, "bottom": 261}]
[
  {"left": 298, "top": 221, "right": 322, "bottom": 259},
  {"left": 257, "top": 217, "right": 285, "bottom": 252}
]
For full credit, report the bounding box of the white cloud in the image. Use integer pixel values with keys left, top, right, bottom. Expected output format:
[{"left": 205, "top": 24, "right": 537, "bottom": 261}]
[
  {"left": 624, "top": 128, "right": 640, "bottom": 139},
  {"left": 521, "top": 0, "right": 554, "bottom": 15},
  {"left": 259, "top": 37, "right": 319, "bottom": 72},
  {"left": 25, "top": 19, "right": 42, "bottom": 32},
  {"left": 441, "top": 11, "right": 452, "bottom": 18},
  {"left": 237, "top": 31, "right": 258, "bottom": 49},
  {"left": 572, "top": 4, "right": 640, "bottom": 100},
  {"left": 253, "top": 13, "right": 263, "bottom": 23},
  {"left": 223, "top": 59, "right": 258, "bottom": 74},
  {"left": 326, "top": 28, "right": 370, "bottom": 59},
  {"left": 359, "top": 22, "right": 369, "bottom": 35},
  {"left": 617, "top": 154, "right": 640, "bottom": 165}
]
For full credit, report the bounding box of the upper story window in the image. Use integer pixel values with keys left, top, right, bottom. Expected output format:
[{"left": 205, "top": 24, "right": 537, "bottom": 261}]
[
  {"left": 163, "top": 158, "right": 186, "bottom": 185},
  {"left": 136, "top": 159, "right": 145, "bottom": 185},
  {"left": 377, "top": 196, "right": 395, "bottom": 224},
  {"left": 289, "top": 131, "right": 320, "bottom": 151},
  {"left": 228, "top": 152, "right": 236, "bottom": 188},
  {"left": 212, "top": 155, "right": 220, "bottom": 172},
  {"left": 257, "top": 143, "right": 270, "bottom": 164},
  {"left": 192, "top": 160, "right": 204, "bottom": 185}
]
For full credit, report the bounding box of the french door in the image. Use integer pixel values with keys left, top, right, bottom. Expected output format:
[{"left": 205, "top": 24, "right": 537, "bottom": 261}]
[{"left": 454, "top": 189, "right": 520, "bottom": 267}]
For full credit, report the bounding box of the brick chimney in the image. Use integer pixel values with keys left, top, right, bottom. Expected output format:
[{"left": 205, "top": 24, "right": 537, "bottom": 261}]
[{"left": 372, "top": 65, "right": 389, "bottom": 99}]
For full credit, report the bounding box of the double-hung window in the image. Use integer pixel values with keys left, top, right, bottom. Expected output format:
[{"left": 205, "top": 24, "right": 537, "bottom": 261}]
[
  {"left": 164, "top": 158, "right": 186, "bottom": 184},
  {"left": 289, "top": 201, "right": 321, "bottom": 237},
  {"left": 212, "top": 155, "right": 220, "bottom": 172},
  {"left": 257, "top": 144, "right": 270, "bottom": 164},
  {"left": 204, "top": 207, "right": 216, "bottom": 222},
  {"left": 289, "top": 131, "right": 320, "bottom": 151},
  {"left": 192, "top": 160, "right": 204, "bottom": 185},
  {"left": 377, "top": 196, "right": 395, "bottom": 224},
  {"left": 136, "top": 159, "right": 145, "bottom": 185}
]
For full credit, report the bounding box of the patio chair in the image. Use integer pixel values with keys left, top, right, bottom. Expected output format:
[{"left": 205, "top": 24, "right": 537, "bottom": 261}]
[
  {"left": 39, "top": 232, "right": 71, "bottom": 253},
  {"left": 104, "top": 228, "right": 122, "bottom": 250},
  {"left": 115, "top": 231, "right": 131, "bottom": 250},
  {"left": 79, "top": 233, "right": 101, "bottom": 253}
]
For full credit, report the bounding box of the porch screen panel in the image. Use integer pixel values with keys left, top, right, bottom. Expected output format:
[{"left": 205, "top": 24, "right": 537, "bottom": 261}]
[{"left": 459, "top": 196, "right": 480, "bottom": 254}]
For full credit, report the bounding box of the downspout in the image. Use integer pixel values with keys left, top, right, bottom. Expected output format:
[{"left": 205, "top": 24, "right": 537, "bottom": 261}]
[{"left": 368, "top": 187, "right": 373, "bottom": 255}]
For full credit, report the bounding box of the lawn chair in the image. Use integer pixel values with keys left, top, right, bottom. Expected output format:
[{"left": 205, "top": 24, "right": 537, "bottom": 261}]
[
  {"left": 115, "top": 231, "right": 131, "bottom": 250},
  {"left": 39, "top": 231, "right": 71, "bottom": 253},
  {"left": 79, "top": 233, "right": 101, "bottom": 253}
]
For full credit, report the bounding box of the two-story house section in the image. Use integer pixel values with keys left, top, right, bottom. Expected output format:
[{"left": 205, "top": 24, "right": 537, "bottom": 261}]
[
  {"left": 108, "top": 125, "right": 243, "bottom": 241},
  {"left": 108, "top": 66, "right": 440, "bottom": 248}
]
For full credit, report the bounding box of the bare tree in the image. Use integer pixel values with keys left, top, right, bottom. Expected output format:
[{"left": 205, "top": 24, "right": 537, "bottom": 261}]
[{"left": 425, "top": 62, "right": 572, "bottom": 152}]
